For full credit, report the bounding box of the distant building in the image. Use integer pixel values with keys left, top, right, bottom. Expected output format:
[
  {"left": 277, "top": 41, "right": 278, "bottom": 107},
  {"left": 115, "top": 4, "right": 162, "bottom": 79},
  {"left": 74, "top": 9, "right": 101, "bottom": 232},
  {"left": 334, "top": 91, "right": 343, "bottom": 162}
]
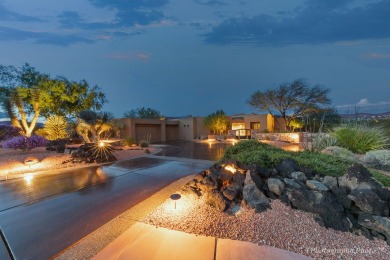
[{"left": 116, "top": 114, "right": 284, "bottom": 142}]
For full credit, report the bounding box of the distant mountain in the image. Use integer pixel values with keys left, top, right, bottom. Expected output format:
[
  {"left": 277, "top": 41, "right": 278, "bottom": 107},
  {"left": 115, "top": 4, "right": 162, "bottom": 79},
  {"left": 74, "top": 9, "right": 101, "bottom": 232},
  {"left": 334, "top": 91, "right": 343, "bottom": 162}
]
[
  {"left": 0, "top": 111, "right": 6, "bottom": 117},
  {"left": 340, "top": 111, "right": 390, "bottom": 120}
]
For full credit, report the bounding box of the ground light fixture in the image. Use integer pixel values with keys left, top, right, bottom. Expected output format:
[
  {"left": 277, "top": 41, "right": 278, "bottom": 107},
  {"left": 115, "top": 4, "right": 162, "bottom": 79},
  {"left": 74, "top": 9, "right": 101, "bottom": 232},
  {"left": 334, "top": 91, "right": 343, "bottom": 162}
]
[
  {"left": 170, "top": 193, "right": 181, "bottom": 209},
  {"left": 99, "top": 141, "right": 105, "bottom": 147}
]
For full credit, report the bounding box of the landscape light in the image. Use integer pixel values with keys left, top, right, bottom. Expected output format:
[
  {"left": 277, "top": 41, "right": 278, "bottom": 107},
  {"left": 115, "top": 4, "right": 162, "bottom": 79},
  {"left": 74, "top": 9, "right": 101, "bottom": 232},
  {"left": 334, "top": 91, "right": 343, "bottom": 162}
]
[
  {"left": 99, "top": 141, "right": 105, "bottom": 147},
  {"left": 170, "top": 193, "right": 181, "bottom": 209},
  {"left": 24, "top": 173, "right": 34, "bottom": 185},
  {"left": 224, "top": 164, "right": 237, "bottom": 174}
]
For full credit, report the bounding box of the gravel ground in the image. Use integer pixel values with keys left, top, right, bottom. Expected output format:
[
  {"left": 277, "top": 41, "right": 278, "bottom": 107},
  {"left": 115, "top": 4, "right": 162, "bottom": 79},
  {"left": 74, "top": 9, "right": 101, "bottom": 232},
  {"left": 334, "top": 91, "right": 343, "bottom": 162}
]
[
  {"left": 144, "top": 193, "right": 390, "bottom": 260},
  {"left": 0, "top": 146, "right": 160, "bottom": 177}
]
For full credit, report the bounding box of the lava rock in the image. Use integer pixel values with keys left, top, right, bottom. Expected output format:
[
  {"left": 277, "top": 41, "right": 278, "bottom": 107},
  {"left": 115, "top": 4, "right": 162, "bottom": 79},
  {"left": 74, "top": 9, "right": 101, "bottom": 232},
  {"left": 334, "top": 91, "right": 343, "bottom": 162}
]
[
  {"left": 283, "top": 178, "right": 303, "bottom": 189},
  {"left": 358, "top": 214, "right": 390, "bottom": 242},
  {"left": 243, "top": 173, "right": 270, "bottom": 212},
  {"left": 267, "top": 178, "right": 285, "bottom": 196},
  {"left": 348, "top": 189, "right": 389, "bottom": 216},
  {"left": 275, "top": 159, "right": 300, "bottom": 178},
  {"left": 291, "top": 171, "right": 308, "bottom": 182},
  {"left": 206, "top": 191, "right": 227, "bottom": 211},
  {"left": 222, "top": 187, "right": 238, "bottom": 201},
  {"left": 306, "top": 180, "right": 329, "bottom": 192}
]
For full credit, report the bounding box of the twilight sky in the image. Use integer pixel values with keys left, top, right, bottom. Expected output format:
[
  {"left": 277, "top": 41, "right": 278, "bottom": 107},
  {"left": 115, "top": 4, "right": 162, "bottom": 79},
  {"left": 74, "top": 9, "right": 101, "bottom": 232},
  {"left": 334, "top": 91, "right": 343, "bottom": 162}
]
[{"left": 1, "top": 0, "right": 390, "bottom": 117}]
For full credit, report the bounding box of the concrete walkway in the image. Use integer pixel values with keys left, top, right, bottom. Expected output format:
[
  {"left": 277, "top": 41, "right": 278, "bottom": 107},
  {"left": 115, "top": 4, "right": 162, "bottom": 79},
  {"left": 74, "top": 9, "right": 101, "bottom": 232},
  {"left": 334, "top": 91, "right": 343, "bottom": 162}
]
[{"left": 93, "top": 222, "right": 312, "bottom": 260}]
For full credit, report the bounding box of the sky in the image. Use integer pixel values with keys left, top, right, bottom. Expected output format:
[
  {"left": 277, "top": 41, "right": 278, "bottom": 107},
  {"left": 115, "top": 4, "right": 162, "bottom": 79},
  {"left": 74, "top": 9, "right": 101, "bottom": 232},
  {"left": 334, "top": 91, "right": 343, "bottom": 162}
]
[{"left": 0, "top": 0, "right": 390, "bottom": 117}]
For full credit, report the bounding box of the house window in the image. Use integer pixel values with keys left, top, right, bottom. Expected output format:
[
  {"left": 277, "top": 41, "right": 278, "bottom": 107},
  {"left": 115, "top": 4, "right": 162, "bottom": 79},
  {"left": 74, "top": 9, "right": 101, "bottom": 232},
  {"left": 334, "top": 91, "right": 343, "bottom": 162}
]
[
  {"left": 232, "top": 123, "right": 245, "bottom": 130},
  {"left": 250, "top": 122, "right": 260, "bottom": 130}
]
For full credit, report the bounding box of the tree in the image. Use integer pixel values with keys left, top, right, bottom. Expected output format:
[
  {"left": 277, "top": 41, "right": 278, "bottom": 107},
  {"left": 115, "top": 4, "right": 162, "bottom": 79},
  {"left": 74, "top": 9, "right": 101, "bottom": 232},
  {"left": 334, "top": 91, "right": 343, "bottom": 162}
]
[
  {"left": 0, "top": 63, "right": 106, "bottom": 136},
  {"left": 248, "top": 79, "right": 331, "bottom": 130},
  {"left": 303, "top": 108, "right": 341, "bottom": 133},
  {"left": 76, "top": 110, "right": 115, "bottom": 142},
  {"left": 123, "top": 107, "right": 163, "bottom": 119},
  {"left": 203, "top": 110, "right": 230, "bottom": 135}
]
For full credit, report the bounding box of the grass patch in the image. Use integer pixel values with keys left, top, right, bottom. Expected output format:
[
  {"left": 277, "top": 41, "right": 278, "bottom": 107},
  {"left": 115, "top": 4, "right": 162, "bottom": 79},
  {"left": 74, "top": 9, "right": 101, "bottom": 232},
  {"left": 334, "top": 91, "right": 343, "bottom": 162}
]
[
  {"left": 222, "top": 140, "right": 389, "bottom": 185},
  {"left": 369, "top": 169, "right": 390, "bottom": 187}
]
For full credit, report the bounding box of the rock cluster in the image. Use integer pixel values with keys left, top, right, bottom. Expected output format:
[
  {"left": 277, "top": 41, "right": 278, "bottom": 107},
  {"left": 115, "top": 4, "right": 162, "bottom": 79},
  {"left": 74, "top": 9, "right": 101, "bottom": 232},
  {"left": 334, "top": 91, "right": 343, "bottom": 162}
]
[{"left": 183, "top": 159, "right": 390, "bottom": 244}]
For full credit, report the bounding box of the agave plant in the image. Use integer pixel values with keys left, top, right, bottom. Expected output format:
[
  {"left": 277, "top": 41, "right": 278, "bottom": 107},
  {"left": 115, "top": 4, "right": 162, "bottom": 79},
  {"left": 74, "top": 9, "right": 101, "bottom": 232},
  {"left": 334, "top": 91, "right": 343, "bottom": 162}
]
[{"left": 42, "top": 115, "right": 69, "bottom": 141}]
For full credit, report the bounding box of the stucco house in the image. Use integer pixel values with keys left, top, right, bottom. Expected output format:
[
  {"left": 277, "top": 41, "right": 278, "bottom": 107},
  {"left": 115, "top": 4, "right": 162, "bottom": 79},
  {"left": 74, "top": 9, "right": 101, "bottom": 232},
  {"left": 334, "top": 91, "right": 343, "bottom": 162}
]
[{"left": 116, "top": 114, "right": 284, "bottom": 142}]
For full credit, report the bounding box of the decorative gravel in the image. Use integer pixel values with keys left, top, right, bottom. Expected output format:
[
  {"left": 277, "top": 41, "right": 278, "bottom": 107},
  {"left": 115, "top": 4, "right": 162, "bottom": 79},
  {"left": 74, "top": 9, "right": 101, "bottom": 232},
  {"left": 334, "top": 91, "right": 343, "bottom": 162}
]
[{"left": 143, "top": 193, "right": 389, "bottom": 260}]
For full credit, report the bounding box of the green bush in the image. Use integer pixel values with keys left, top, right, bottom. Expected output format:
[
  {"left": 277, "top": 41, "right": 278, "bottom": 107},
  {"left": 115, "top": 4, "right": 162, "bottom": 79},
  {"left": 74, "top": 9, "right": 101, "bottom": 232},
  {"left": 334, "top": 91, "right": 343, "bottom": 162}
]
[
  {"left": 223, "top": 140, "right": 351, "bottom": 176},
  {"left": 331, "top": 124, "right": 389, "bottom": 154},
  {"left": 123, "top": 136, "right": 135, "bottom": 146}
]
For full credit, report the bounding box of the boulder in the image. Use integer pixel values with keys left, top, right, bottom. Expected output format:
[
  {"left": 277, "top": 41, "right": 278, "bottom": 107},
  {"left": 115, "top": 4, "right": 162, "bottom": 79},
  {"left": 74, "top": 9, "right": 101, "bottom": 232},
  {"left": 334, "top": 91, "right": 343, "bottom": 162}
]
[
  {"left": 275, "top": 159, "right": 300, "bottom": 178},
  {"left": 291, "top": 171, "right": 307, "bottom": 182},
  {"left": 283, "top": 178, "right": 303, "bottom": 189},
  {"left": 306, "top": 180, "right": 329, "bottom": 192},
  {"left": 197, "top": 177, "right": 218, "bottom": 192},
  {"left": 358, "top": 214, "right": 390, "bottom": 242},
  {"left": 222, "top": 187, "right": 238, "bottom": 201},
  {"left": 362, "top": 150, "right": 390, "bottom": 171},
  {"left": 287, "top": 189, "right": 350, "bottom": 231},
  {"left": 323, "top": 176, "right": 337, "bottom": 190},
  {"left": 267, "top": 178, "right": 285, "bottom": 196},
  {"left": 338, "top": 164, "right": 390, "bottom": 201},
  {"left": 348, "top": 189, "right": 389, "bottom": 216},
  {"left": 243, "top": 173, "right": 270, "bottom": 212},
  {"left": 206, "top": 191, "right": 227, "bottom": 211}
]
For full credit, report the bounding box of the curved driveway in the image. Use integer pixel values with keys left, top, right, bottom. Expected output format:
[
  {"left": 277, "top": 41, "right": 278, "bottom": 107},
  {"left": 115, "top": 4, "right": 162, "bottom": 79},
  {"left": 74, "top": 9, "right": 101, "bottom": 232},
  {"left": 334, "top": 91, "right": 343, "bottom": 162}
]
[{"left": 0, "top": 142, "right": 226, "bottom": 260}]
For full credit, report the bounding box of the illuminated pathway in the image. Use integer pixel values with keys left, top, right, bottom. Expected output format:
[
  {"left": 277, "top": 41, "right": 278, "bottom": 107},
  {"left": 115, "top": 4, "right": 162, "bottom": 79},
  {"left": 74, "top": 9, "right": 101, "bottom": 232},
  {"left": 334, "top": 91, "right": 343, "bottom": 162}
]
[{"left": 0, "top": 155, "right": 214, "bottom": 260}]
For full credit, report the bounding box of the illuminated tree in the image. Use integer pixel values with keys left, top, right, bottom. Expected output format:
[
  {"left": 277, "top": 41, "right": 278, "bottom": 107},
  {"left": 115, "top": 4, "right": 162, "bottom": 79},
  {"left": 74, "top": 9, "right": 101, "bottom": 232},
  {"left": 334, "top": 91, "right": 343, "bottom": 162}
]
[
  {"left": 0, "top": 63, "right": 106, "bottom": 136},
  {"left": 248, "top": 79, "right": 331, "bottom": 131},
  {"left": 204, "top": 110, "right": 230, "bottom": 135}
]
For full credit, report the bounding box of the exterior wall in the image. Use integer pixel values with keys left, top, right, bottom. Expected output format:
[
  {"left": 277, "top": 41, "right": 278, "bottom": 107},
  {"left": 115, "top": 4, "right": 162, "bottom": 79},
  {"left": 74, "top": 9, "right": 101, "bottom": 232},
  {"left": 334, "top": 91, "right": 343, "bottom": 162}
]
[{"left": 116, "top": 114, "right": 279, "bottom": 143}]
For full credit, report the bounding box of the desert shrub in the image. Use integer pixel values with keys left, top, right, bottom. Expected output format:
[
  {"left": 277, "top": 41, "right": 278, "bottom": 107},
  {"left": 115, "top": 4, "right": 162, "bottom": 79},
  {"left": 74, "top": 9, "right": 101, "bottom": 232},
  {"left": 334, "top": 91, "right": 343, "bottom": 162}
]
[
  {"left": 2, "top": 135, "right": 48, "bottom": 151},
  {"left": 34, "top": 128, "right": 47, "bottom": 137},
  {"left": 331, "top": 124, "right": 389, "bottom": 153},
  {"left": 362, "top": 150, "right": 390, "bottom": 171},
  {"left": 123, "top": 136, "right": 135, "bottom": 146},
  {"left": 0, "top": 125, "right": 22, "bottom": 141},
  {"left": 311, "top": 134, "right": 338, "bottom": 152},
  {"left": 42, "top": 115, "right": 69, "bottom": 141},
  {"left": 139, "top": 134, "right": 151, "bottom": 148},
  {"left": 321, "top": 146, "right": 357, "bottom": 163}
]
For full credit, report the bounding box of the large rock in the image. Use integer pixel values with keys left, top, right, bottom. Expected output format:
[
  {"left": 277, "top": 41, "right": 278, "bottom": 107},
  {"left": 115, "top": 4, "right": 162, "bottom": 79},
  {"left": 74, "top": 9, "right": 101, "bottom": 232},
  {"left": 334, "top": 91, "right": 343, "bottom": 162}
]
[
  {"left": 291, "top": 171, "right": 307, "bottom": 182},
  {"left": 206, "top": 191, "right": 227, "bottom": 211},
  {"left": 243, "top": 173, "right": 270, "bottom": 212},
  {"left": 283, "top": 178, "right": 303, "bottom": 189},
  {"left": 306, "top": 180, "right": 329, "bottom": 192},
  {"left": 358, "top": 214, "right": 390, "bottom": 242},
  {"left": 338, "top": 164, "right": 390, "bottom": 201},
  {"left": 275, "top": 159, "right": 300, "bottom": 178},
  {"left": 287, "top": 189, "right": 350, "bottom": 231},
  {"left": 222, "top": 187, "right": 238, "bottom": 201},
  {"left": 348, "top": 189, "right": 389, "bottom": 216},
  {"left": 267, "top": 178, "right": 285, "bottom": 196},
  {"left": 362, "top": 150, "right": 390, "bottom": 171}
]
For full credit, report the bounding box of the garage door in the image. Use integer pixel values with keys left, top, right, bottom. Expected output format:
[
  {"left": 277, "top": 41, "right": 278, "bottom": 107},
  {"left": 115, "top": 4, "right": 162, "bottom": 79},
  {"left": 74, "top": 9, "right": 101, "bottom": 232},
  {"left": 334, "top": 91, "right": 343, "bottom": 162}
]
[{"left": 135, "top": 124, "right": 161, "bottom": 143}]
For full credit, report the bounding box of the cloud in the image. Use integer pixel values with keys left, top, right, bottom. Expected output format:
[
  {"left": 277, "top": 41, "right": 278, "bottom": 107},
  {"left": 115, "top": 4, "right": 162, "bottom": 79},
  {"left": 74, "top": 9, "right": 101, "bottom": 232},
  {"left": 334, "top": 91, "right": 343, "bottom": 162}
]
[
  {"left": 364, "top": 53, "right": 390, "bottom": 60},
  {"left": 0, "top": 26, "right": 94, "bottom": 46},
  {"left": 194, "top": 0, "right": 226, "bottom": 6},
  {"left": 0, "top": 2, "right": 42, "bottom": 22},
  {"left": 204, "top": 0, "right": 390, "bottom": 46},
  {"left": 104, "top": 52, "right": 151, "bottom": 62},
  {"left": 337, "top": 98, "right": 390, "bottom": 113}
]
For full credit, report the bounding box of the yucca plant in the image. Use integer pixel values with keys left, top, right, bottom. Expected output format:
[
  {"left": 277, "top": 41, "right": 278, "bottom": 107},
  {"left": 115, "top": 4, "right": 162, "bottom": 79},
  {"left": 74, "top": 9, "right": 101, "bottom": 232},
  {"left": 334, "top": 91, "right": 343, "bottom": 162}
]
[
  {"left": 331, "top": 124, "right": 389, "bottom": 153},
  {"left": 43, "top": 115, "right": 69, "bottom": 141}
]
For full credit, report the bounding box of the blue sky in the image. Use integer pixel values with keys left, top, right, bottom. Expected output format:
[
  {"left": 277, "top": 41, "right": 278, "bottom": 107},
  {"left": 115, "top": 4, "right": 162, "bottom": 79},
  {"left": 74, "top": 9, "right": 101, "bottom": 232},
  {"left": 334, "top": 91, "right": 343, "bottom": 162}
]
[{"left": 1, "top": 0, "right": 390, "bottom": 117}]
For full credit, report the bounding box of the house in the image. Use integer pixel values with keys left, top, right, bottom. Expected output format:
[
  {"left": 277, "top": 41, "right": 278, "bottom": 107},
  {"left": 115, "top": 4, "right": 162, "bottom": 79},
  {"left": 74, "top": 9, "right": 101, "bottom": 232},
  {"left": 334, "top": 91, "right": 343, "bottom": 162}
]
[{"left": 116, "top": 114, "right": 283, "bottom": 142}]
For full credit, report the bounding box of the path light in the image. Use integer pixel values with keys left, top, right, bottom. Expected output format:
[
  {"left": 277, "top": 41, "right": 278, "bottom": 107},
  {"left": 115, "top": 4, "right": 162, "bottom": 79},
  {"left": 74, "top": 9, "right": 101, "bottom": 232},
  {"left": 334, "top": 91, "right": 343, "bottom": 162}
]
[
  {"left": 24, "top": 157, "right": 39, "bottom": 169},
  {"left": 24, "top": 173, "right": 34, "bottom": 185},
  {"left": 170, "top": 193, "right": 181, "bottom": 209},
  {"left": 99, "top": 141, "right": 105, "bottom": 147}
]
